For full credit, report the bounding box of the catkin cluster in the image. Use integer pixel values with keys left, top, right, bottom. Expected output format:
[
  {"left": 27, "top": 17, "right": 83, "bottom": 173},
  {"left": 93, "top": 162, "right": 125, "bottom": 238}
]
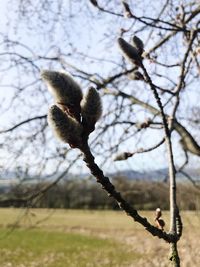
[
  {"left": 118, "top": 35, "right": 144, "bottom": 80},
  {"left": 41, "top": 70, "right": 102, "bottom": 148}
]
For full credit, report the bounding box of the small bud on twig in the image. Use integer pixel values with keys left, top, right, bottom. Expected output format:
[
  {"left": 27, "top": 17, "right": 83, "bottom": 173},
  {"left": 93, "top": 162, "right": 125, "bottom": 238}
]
[
  {"left": 81, "top": 87, "right": 102, "bottom": 134},
  {"left": 114, "top": 152, "right": 133, "bottom": 161},
  {"left": 128, "top": 71, "right": 144, "bottom": 81},
  {"left": 48, "top": 105, "right": 83, "bottom": 148},
  {"left": 118, "top": 37, "right": 142, "bottom": 66},
  {"left": 122, "top": 1, "right": 133, "bottom": 18},
  {"left": 155, "top": 208, "right": 162, "bottom": 220},
  {"left": 137, "top": 119, "right": 151, "bottom": 129},
  {"left": 154, "top": 208, "right": 165, "bottom": 231},
  {"left": 89, "top": 0, "right": 98, "bottom": 7},
  {"left": 120, "top": 28, "right": 127, "bottom": 35}
]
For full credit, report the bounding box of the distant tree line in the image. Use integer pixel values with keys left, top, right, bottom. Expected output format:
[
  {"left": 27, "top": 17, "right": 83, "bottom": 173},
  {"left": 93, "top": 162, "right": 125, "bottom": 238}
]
[{"left": 1, "top": 177, "right": 199, "bottom": 210}]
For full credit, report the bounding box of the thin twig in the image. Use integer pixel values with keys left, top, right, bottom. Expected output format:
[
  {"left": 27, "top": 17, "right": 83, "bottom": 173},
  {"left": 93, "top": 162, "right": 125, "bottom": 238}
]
[
  {"left": 0, "top": 115, "right": 47, "bottom": 134},
  {"left": 140, "top": 63, "right": 180, "bottom": 265},
  {"left": 114, "top": 138, "right": 165, "bottom": 161}
]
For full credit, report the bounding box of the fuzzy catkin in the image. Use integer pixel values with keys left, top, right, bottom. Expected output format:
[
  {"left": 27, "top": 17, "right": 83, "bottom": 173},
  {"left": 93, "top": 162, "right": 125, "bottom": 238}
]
[
  {"left": 41, "top": 70, "right": 83, "bottom": 106},
  {"left": 118, "top": 37, "right": 141, "bottom": 65},
  {"left": 131, "top": 36, "right": 144, "bottom": 55},
  {"left": 81, "top": 87, "right": 102, "bottom": 129},
  {"left": 48, "top": 105, "right": 83, "bottom": 146}
]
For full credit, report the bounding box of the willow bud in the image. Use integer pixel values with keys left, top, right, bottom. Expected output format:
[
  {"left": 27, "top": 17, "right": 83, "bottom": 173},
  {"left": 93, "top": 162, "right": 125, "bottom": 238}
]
[
  {"left": 131, "top": 36, "right": 144, "bottom": 55},
  {"left": 48, "top": 105, "right": 83, "bottom": 147},
  {"left": 118, "top": 38, "right": 142, "bottom": 66},
  {"left": 114, "top": 152, "right": 133, "bottom": 161},
  {"left": 41, "top": 71, "right": 83, "bottom": 120},
  {"left": 89, "top": 0, "right": 98, "bottom": 7},
  {"left": 128, "top": 71, "right": 144, "bottom": 81},
  {"left": 155, "top": 208, "right": 162, "bottom": 220},
  {"left": 81, "top": 87, "right": 102, "bottom": 133},
  {"left": 154, "top": 208, "right": 165, "bottom": 231},
  {"left": 122, "top": 1, "right": 133, "bottom": 18}
]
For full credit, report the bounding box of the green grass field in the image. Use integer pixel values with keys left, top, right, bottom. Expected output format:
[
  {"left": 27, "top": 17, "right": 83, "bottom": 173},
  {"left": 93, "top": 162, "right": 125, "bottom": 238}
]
[{"left": 0, "top": 209, "right": 199, "bottom": 267}]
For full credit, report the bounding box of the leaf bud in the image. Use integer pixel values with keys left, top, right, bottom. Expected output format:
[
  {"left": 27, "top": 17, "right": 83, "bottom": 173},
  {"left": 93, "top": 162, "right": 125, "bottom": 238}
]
[
  {"left": 89, "top": 0, "right": 98, "bottom": 7},
  {"left": 114, "top": 152, "right": 133, "bottom": 161},
  {"left": 155, "top": 208, "right": 162, "bottom": 220},
  {"left": 122, "top": 1, "right": 133, "bottom": 18},
  {"left": 128, "top": 71, "right": 144, "bottom": 81}
]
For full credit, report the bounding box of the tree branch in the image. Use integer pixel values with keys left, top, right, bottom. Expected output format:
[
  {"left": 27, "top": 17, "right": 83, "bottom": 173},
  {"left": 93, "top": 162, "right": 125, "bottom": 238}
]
[
  {"left": 80, "top": 141, "right": 177, "bottom": 243},
  {"left": 0, "top": 115, "right": 47, "bottom": 134}
]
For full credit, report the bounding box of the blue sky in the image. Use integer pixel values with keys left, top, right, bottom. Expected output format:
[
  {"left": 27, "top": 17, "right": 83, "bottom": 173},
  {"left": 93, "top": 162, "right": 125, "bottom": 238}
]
[{"left": 0, "top": 1, "right": 200, "bottom": 177}]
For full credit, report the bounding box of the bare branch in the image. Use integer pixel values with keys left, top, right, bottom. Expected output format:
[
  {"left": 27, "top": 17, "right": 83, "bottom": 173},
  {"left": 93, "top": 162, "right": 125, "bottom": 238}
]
[{"left": 0, "top": 115, "right": 47, "bottom": 134}]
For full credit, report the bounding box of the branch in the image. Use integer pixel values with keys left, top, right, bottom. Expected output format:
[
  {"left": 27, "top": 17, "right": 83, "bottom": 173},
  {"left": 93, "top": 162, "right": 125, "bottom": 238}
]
[
  {"left": 140, "top": 63, "right": 177, "bottom": 237},
  {"left": 104, "top": 89, "right": 200, "bottom": 157},
  {"left": 114, "top": 138, "right": 165, "bottom": 161},
  {"left": 94, "top": 2, "right": 184, "bottom": 31},
  {"left": 0, "top": 115, "right": 47, "bottom": 134},
  {"left": 80, "top": 141, "right": 176, "bottom": 243}
]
